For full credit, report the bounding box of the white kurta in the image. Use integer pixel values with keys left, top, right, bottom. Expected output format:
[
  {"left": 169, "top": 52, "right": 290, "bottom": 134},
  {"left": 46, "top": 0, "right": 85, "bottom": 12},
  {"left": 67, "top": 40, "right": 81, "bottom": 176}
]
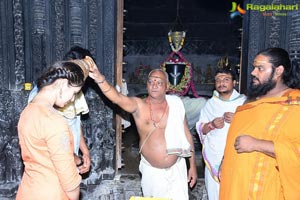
[{"left": 195, "top": 89, "right": 246, "bottom": 200}]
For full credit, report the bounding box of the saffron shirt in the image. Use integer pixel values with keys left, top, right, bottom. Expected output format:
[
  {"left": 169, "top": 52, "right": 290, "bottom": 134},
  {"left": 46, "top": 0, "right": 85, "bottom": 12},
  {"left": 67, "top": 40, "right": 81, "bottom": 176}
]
[
  {"left": 220, "top": 89, "right": 300, "bottom": 200},
  {"left": 16, "top": 102, "right": 82, "bottom": 200}
]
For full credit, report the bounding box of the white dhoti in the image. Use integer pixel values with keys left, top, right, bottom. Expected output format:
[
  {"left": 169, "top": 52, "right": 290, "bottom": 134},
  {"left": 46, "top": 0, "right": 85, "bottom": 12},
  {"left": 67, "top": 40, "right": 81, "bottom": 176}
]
[
  {"left": 139, "top": 155, "right": 188, "bottom": 200},
  {"left": 205, "top": 166, "right": 219, "bottom": 200}
]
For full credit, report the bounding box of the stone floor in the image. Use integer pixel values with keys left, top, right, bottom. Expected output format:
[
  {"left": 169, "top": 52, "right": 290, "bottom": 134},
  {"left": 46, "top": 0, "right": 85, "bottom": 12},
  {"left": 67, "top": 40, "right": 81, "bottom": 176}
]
[
  {"left": 0, "top": 176, "right": 208, "bottom": 200},
  {"left": 79, "top": 174, "right": 207, "bottom": 200},
  {"left": 1, "top": 125, "right": 207, "bottom": 200}
]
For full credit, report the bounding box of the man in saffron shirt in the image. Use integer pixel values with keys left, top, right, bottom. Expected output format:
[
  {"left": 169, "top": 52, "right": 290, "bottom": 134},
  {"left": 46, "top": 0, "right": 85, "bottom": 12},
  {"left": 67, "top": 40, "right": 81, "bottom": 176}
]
[{"left": 220, "top": 47, "right": 300, "bottom": 199}]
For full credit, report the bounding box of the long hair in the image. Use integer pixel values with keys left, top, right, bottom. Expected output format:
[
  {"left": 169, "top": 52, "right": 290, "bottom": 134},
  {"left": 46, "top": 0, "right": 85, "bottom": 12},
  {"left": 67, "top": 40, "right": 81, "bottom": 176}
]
[
  {"left": 257, "top": 47, "right": 300, "bottom": 89},
  {"left": 36, "top": 61, "right": 85, "bottom": 90}
]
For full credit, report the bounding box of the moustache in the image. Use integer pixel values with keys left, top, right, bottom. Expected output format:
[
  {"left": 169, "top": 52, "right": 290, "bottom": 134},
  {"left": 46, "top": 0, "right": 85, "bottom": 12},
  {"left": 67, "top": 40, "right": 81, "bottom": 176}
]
[
  {"left": 251, "top": 76, "right": 259, "bottom": 82},
  {"left": 217, "top": 85, "right": 227, "bottom": 89}
]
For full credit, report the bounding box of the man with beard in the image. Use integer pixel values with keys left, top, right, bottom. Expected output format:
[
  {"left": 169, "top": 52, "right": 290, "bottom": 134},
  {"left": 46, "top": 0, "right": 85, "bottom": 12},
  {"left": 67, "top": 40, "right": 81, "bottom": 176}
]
[
  {"left": 195, "top": 68, "right": 246, "bottom": 200},
  {"left": 219, "top": 47, "right": 300, "bottom": 200}
]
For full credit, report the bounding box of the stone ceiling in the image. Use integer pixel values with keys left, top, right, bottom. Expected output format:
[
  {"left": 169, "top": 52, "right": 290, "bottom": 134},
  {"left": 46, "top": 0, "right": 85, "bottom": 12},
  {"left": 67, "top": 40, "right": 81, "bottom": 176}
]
[{"left": 124, "top": 0, "right": 243, "bottom": 41}]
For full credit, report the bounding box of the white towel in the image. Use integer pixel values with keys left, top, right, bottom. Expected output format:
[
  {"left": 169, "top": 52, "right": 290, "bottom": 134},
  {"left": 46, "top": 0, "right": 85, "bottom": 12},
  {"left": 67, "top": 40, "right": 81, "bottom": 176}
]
[
  {"left": 165, "top": 95, "right": 192, "bottom": 157},
  {"left": 58, "top": 91, "right": 89, "bottom": 119}
]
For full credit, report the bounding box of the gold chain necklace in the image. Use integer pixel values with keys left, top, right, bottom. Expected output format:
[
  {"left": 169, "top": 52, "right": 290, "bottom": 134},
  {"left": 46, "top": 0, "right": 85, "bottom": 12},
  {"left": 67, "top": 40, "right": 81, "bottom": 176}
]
[{"left": 148, "top": 97, "right": 168, "bottom": 128}]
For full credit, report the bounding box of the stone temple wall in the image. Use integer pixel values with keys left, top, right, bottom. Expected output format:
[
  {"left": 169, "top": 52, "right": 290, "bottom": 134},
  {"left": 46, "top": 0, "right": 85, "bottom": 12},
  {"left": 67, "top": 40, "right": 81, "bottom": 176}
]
[
  {"left": 239, "top": 0, "right": 300, "bottom": 93},
  {"left": 0, "top": 0, "right": 118, "bottom": 198}
]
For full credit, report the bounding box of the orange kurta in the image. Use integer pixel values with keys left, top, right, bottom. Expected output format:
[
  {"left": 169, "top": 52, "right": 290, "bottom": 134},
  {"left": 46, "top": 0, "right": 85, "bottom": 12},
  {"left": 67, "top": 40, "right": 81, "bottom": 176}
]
[
  {"left": 220, "top": 89, "right": 300, "bottom": 200},
  {"left": 16, "top": 103, "right": 82, "bottom": 200}
]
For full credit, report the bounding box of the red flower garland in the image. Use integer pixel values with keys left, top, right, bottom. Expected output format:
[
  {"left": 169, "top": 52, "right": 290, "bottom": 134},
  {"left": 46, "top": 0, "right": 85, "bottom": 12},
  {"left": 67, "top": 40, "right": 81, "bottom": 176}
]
[{"left": 161, "top": 51, "right": 201, "bottom": 98}]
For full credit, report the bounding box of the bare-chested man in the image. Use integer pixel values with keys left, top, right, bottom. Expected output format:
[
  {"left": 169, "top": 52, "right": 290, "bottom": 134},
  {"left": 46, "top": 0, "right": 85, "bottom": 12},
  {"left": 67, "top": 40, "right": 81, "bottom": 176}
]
[{"left": 89, "top": 67, "right": 197, "bottom": 200}]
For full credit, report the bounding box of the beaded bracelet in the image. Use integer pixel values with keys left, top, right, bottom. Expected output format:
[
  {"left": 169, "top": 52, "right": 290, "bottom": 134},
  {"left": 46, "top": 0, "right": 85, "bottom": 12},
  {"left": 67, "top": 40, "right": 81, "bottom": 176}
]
[{"left": 95, "top": 76, "right": 106, "bottom": 84}]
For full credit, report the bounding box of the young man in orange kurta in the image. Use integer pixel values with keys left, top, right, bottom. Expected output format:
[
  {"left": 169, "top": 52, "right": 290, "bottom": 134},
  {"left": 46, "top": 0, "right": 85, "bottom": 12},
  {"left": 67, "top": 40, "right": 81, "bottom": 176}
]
[{"left": 220, "top": 48, "right": 300, "bottom": 200}]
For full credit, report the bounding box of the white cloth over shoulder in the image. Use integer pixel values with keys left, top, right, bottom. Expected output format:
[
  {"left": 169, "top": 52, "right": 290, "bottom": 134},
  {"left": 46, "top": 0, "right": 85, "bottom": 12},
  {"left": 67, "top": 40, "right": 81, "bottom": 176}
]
[
  {"left": 57, "top": 91, "right": 89, "bottom": 119},
  {"left": 165, "top": 95, "right": 192, "bottom": 157}
]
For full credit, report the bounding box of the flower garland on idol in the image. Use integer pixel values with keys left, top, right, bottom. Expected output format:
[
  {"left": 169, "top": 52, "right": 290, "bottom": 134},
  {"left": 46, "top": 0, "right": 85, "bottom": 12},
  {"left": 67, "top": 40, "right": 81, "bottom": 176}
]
[
  {"left": 161, "top": 51, "right": 191, "bottom": 95},
  {"left": 161, "top": 31, "right": 200, "bottom": 97},
  {"left": 168, "top": 31, "right": 186, "bottom": 53}
]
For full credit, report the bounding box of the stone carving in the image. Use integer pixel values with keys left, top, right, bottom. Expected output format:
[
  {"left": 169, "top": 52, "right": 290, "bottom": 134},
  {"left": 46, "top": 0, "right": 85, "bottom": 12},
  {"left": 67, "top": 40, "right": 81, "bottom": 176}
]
[
  {"left": 289, "top": 6, "right": 300, "bottom": 55},
  {"left": 0, "top": 0, "right": 117, "bottom": 198},
  {"left": 13, "top": 0, "right": 25, "bottom": 90},
  {"left": 0, "top": 90, "right": 25, "bottom": 198},
  {"left": 0, "top": 121, "right": 12, "bottom": 184},
  {"left": 87, "top": 0, "right": 98, "bottom": 57},
  {"left": 53, "top": 0, "right": 65, "bottom": 60},
  {"left": 69, "top": 1, "right": 83, "bottom": 44}
]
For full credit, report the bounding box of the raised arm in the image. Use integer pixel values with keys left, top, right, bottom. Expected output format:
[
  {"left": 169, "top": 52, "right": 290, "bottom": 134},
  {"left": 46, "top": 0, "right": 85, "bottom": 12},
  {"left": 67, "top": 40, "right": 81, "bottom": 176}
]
[{"left": 89, "top": 64, "right": 139, "bottom": 113}]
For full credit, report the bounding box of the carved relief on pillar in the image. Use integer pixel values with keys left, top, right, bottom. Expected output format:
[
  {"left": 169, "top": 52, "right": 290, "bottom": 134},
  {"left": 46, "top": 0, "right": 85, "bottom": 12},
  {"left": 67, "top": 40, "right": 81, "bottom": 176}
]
[
  {"left": 69, "top": 1, "right": 84, "bottom": 44},
  {"left": 289, "top": 8, "right": 300, "bottom": 61},
  {"left": 289, "top": 12, "right": 300, "bottom": 47},
  {"left": 31, "top": 0, "right": 47, "bottom": 84},
  {"left": 0, "top": 90, "right": 27, "bottom": 198},
  {"left": 13, "top": 0, "right": 25, "bottom": 90},
  {"left": 0, "top": 0, "right": 117, "bottom": 198},
  {"left": 52, "top": 0, "right": 65, "bottom": 60},
  {"left": 87, "top": 0, "right": 98, "bottom": 56},
  {"left": 32, "top": 0, "right": 46, "bottom": 34},
  {"left": 82, "top": 92, "right": 116, "bottom": 183},
  {"left": 267, "top": 17, "right": 281, "bottom": 47},
  {"left": 247, "top": 11, "right": 263, "bottom": 59}
]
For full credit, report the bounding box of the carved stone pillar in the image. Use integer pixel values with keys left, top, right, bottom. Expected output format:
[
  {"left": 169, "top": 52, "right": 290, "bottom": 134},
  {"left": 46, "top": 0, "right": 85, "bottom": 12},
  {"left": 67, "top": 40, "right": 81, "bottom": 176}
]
[
  {"left": 0, "top": 0, "right": 118, "bottom": 198},
  {"left": 240, "top": 0, "right": 300, "bottom": 93}
]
